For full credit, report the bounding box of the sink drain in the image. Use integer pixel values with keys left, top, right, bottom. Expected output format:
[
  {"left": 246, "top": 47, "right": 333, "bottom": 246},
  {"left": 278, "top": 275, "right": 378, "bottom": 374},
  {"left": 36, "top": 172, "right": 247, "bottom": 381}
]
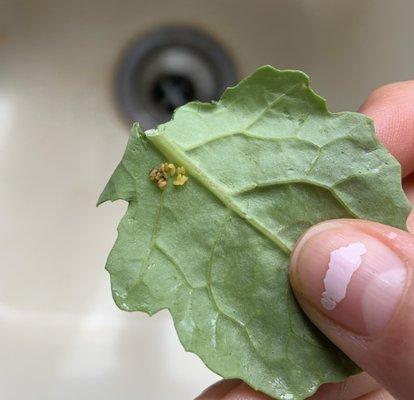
[{"left": 117, "top": 26, "right": 237, "bottom": 129}]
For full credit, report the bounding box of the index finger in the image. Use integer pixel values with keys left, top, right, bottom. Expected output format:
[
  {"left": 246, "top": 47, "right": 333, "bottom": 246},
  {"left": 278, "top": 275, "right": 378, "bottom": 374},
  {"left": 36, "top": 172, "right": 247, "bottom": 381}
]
[{"left": 358, "top": 80, "right": 414, "bottom": 177}]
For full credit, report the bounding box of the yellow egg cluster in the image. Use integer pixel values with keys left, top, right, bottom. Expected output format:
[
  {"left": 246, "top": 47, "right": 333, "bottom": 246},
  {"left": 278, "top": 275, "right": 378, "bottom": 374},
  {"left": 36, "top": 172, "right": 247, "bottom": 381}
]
[{"left": 149, "top": 163, "right": 188, "bottom": 189}]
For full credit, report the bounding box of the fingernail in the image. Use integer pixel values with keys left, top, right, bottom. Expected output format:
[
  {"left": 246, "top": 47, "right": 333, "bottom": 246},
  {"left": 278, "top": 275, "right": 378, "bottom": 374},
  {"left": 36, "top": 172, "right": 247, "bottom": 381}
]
[{"left": 290, "top": 224, "right": 407, "bottom": 336}]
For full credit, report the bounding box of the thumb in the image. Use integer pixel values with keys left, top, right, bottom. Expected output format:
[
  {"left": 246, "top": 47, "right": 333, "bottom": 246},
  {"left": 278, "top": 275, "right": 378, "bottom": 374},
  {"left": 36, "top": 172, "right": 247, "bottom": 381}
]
[{"left": 289, "top": 219, "right": 414, "bottom": 400}]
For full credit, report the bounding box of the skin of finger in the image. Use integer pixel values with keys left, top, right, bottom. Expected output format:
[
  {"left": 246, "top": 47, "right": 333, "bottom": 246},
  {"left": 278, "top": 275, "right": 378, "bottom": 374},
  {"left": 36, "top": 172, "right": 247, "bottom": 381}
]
[
  {"left": 307, "top": 373, "right": 380, "bottom": 400},
  {"left": 354, "top": 389, "right": 395, "bottom": 400},
  {"left": 290, "top": 219, "right": 414, "bottom": 400},
  {"left": 195, "top": 379, "right": 243, "bottom": 399},
  {"left": 403, "top": 174, "right": 414, "bottom": 232},
  {"left": 358, "top": 80, "right": 414, "bottom": 177},
  {"left": 196, "top": 373, "right": 379, "bottom": 400},
  {"left": 218, "top": 383, "right": 272, "bottom": 400}
]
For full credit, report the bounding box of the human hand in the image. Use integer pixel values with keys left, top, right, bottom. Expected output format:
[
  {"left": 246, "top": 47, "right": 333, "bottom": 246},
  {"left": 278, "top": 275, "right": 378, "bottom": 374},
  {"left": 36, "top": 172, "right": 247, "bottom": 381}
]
[{"left": 196, "top": 81, "right": 414, "bottom": 400}]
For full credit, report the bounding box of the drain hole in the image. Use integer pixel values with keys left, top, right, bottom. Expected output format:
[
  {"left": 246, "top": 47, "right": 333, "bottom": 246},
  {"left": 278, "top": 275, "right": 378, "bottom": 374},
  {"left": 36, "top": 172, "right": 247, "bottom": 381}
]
[
  {"left": 151, "top": 74, "right": 196, "bottom": 114},
  {"left": 117, "top": 26, "right": 237, "bottom": 129}
]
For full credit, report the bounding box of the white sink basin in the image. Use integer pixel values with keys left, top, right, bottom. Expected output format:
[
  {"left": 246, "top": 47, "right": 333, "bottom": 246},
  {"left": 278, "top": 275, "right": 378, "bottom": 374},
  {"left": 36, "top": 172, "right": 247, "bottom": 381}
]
[{"left": 1, "top": 1, "right": 413, "bottom": 398}]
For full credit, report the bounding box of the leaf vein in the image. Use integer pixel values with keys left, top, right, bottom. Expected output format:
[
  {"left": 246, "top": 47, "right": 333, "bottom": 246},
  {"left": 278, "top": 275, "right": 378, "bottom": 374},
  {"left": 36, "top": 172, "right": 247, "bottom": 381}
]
[
  {"left": 124, "top": 191, "right": 166, "bottom": 298},
  {"left": 204, "top": 212, "right": 272, "bottom": 364},
  {"left": 184, "top": 132, "right": 318, "bottom": 152},
  {"left": 154, "top": 242, "right": 200, "bottom": 289},
  {"left": 233, "top": 178, "right": 359, "bottom": 219},
  {"left": 243, "top": 82, "right": 303, "bottom": 131}
]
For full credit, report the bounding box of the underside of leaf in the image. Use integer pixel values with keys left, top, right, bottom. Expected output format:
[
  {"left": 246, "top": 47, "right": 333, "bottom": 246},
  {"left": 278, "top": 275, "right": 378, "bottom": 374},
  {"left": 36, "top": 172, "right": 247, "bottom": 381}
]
[{"left": 98, "top": 66, "right": 410, "bottom": 400}]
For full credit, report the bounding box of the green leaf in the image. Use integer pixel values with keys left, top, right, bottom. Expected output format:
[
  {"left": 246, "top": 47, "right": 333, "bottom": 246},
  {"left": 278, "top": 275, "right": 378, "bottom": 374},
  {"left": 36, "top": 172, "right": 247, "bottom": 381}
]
[{"left": 98, "top": 66, "right": 410, "bottom": 400}]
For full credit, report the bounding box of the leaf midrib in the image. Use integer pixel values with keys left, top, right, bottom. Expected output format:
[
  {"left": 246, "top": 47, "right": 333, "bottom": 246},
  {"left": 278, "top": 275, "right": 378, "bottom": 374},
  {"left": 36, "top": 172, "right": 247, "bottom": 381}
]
[{"left": 147, "top": 132, "right": 292, "bottom": 255}]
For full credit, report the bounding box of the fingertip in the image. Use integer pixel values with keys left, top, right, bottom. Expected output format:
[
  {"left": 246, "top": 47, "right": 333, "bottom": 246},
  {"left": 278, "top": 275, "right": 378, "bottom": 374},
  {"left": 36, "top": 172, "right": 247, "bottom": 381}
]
[
  {"left": 289, "top": 218, "right": 414, "bottom": 399},
  {"left": 195, "top": 380, "right": 242, "bottom": 399},
  {"left": 403, "top": 174, "right": 414, "bottom": 232},
  {"left": 290, "top": 219, "right": 409, "bottom": 336},
  {"left": 196, "top": 381, "right": 271, "bottom": 400},
  {"left": 358, "top": 80, "right": 414, "bottom": 177},
  {"left": 289, "top": 220, "right": 351, "bottom": 292}
]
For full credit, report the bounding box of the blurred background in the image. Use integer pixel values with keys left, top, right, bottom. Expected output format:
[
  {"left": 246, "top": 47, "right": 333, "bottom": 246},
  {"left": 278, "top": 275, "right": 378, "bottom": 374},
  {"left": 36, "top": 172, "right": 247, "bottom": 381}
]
[{"left": 1, "top": 1, "right": 414, "bottom": 399}]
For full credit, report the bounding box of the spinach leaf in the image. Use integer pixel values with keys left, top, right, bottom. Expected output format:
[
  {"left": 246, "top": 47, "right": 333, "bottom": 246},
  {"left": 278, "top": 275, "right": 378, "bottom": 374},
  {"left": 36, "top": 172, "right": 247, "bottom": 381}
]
[{"left": 99, "top": 66, "right": 410, "bottom": 399}]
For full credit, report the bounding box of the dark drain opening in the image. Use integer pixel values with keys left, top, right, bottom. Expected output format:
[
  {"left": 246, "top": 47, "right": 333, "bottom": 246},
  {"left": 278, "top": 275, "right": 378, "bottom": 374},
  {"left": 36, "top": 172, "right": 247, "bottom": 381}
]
[
  {"left": 151, "top": 74, "right": 196, "bottom": 114},
  {"left": 117, "top": 26, "right": 237, "bottom": 130}
]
